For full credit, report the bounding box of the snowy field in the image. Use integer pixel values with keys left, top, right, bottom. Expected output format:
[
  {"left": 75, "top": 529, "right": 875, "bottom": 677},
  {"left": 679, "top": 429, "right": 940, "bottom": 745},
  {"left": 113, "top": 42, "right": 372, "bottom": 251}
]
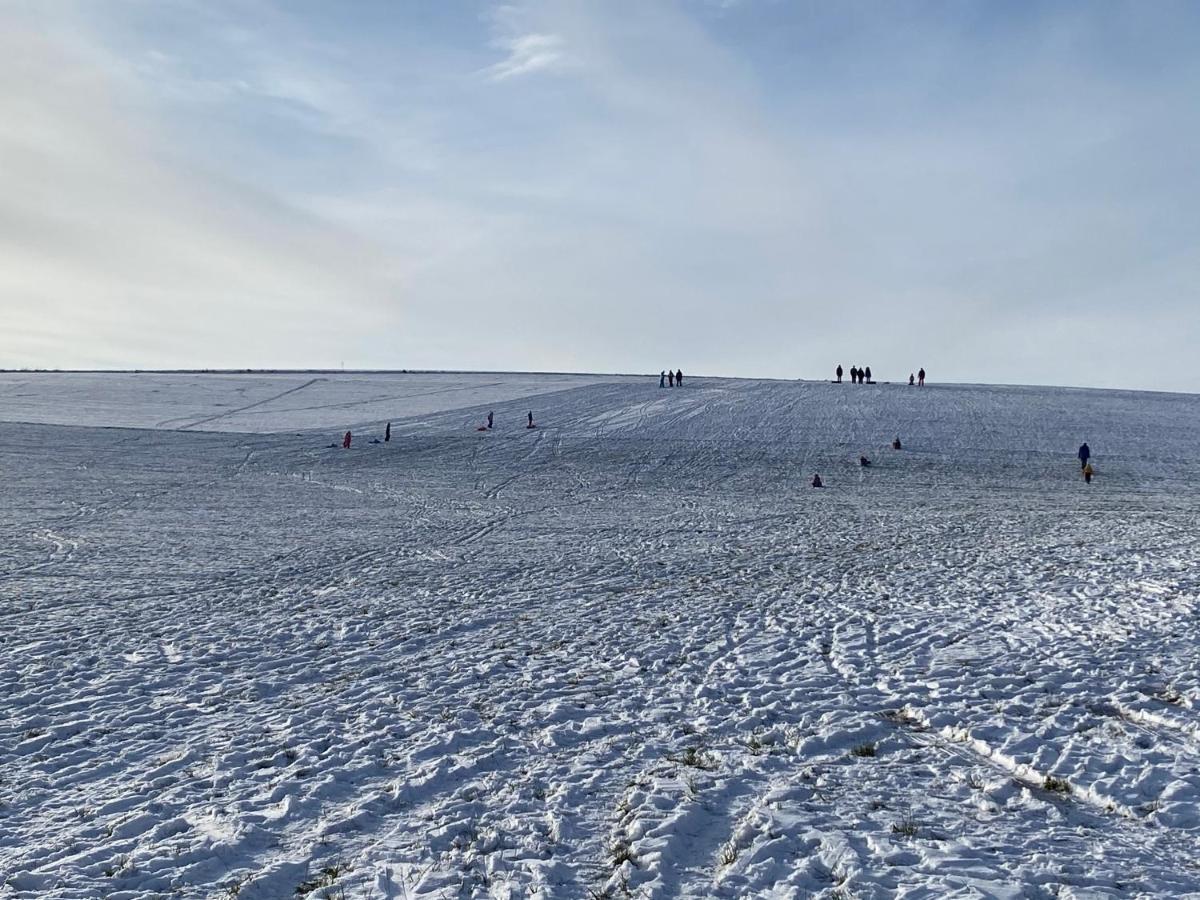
[{"left": 3, "top": 372, "right": 1200, "bottom": 899}]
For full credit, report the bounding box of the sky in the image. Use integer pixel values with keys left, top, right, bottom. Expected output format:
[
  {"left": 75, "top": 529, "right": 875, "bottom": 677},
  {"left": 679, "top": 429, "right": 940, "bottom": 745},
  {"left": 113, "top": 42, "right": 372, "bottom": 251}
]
[{"left": 1, "top": 0, "right": 1197, "bottom": 391}]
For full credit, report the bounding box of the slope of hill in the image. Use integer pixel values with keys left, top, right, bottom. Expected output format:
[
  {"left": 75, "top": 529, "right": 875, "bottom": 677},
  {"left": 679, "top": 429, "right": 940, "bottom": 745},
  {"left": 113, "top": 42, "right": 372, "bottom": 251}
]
[{"left": 2, "top": 374, "right": 1199, "bottom": 898}]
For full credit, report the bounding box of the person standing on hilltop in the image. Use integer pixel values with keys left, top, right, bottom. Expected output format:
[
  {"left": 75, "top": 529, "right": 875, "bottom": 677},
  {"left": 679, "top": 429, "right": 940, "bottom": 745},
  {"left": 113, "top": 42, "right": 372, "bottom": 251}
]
[
  {"left": 836, "top": 364, "right": 843, "bottom": 383},
  {"left": 676, "top": 369, "right": 684, "bottom": 387},
  {"left": 864, "top": 366, "right": 872, "bottom": 383},
  {"left": 909, "top": 373, "right": 915, "bottom": 386},
  {"left": 918, "top": 368, "right": 926, "bottom": 386},
  {"left": 668, "top": 370, "right": 675, "bottom": 387},
  {"left": 660, "top": 370, "right": 666, "bottom": 388}
]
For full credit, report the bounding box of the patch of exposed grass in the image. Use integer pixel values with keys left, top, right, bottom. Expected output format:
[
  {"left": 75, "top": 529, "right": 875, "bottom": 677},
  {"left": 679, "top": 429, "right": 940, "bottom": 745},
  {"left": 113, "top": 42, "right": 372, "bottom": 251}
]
[
  {"left": 609, "top": 838, "right": 638, "bottom": 868},
  {"left": 1043, "top": 775, "right": 1071, "bottom": 794},
  {"left": 295, "top": 861, "right": 349, "bottom": 897},
  {"left": 891, "top": 814, "right": 919, "bottom": 838}
]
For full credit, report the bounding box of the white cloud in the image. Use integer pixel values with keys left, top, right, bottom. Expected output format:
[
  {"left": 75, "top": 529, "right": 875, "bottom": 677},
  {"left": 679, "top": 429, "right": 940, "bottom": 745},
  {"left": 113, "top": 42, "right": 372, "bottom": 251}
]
[
  {"left": 0, "top": 16, "right": 400, "bottom": 369},
  {"left": 486, "top": 32, "right": 566, "bottom": 81}
]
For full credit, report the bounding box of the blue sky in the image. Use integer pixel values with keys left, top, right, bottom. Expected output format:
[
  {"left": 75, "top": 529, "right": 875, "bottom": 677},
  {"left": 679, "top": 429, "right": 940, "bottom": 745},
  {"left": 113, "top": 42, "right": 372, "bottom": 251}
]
[{"left": 2, "top": 0, "right": 1197, "bottom": 391}]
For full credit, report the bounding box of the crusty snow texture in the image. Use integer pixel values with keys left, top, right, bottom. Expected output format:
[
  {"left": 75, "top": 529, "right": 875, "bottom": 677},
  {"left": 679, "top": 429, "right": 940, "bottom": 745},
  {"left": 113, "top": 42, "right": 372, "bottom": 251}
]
[{"left": 2, "top": 373, "right": 1200, "bottom": 899}]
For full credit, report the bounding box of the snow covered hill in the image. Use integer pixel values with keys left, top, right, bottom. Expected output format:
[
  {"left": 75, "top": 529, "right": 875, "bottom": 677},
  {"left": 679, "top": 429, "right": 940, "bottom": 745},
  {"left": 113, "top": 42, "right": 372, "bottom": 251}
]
[{"left": 2, "top": 373, "right": 1199, "bottom": 899}]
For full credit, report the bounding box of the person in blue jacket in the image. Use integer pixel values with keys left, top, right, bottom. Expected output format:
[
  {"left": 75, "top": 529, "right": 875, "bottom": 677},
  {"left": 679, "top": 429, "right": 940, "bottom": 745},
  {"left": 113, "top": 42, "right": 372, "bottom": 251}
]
[{"left": 1078, "top": 442, "right": 1091, "bottom": 470}]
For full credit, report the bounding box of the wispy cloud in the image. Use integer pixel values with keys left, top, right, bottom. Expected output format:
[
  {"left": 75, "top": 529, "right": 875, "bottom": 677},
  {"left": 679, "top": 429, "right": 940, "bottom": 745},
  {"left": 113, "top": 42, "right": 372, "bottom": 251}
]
[{"left": 487, "top": 32, "right": 566, "bottom": 81}]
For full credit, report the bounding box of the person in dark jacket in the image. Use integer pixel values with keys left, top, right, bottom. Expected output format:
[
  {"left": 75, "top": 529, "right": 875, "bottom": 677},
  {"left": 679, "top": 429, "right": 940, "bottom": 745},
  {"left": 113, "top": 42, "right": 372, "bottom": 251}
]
[
  {"left": 909, "top": 373, "right": 915, "bottom": 386},
  {"left": 811, "top": 473, "right": 823, "bottom": 488},
  {"left": 487, "top": 411, "right": 494, "bottom": 430},
  {"left": 527, "top": 411, "right": 535, "bottom": 429},
  {"left": 892, "top": 437, "right": 902, "bottom": 450},
  {"left": 676, "top": 369, "right": 683, "bottom": 387},
  {"left": 836, "top": 364, "right": 843, "bottom": 383},
  {"left": 1078, "top": 442, "right": 1090, "bottom": 470},
  {"left": 859, "top": 455, "right": 871, "bottom": 467},
  {"left": 668, "top": 370, "right": 674, "bottom": 387},
  {"left": 385, "top": 422, "right": 391, "bottom": 442},
  {"left": 864, "top": 366, "right": 872, "bottom": 383},
  {"left": 918, "top": 368, "right": 925, "bottom": 386},
  {"left": 660, "top": 370, "right": 666, "bottom": 388},
  {"left": 849, "top": 366, "right": 857, "bottom": 384}
]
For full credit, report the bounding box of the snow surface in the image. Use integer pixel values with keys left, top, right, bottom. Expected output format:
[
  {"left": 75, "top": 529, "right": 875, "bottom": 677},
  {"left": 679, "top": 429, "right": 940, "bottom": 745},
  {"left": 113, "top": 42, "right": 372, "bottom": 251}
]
[
  {"left": 3, "top": 373, "right": 1200, "bottom": 899},
  {"left": 0, "top": 372, "right": 622, "bottom": 433}
]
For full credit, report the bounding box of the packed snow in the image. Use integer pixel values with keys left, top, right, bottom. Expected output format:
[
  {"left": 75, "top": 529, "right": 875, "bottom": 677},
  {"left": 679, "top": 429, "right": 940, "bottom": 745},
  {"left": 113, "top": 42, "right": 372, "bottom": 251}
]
[{"left": 2, "top": 372, "right": 1199, "bottom": 899}]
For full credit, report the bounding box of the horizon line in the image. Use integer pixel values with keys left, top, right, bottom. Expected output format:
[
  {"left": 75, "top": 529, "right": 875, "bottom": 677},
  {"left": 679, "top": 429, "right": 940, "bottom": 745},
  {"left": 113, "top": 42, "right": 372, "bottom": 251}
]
[{"left": 1, "top": 368, "right": 1196, "bottom": 399}]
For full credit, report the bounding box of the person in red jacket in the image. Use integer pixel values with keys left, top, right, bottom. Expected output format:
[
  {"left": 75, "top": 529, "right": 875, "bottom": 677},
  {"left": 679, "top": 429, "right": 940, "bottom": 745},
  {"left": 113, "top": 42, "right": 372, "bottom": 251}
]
[{"left": 342, "top": 431, "right": 352, "bottom": 449}]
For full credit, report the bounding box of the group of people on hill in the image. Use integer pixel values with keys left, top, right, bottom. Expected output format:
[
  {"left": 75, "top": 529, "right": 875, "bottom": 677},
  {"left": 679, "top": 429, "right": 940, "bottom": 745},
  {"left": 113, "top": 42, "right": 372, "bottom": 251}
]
[
  {"left": 811, "top": 435, "right": 903, "bottom": 487},
  {"left": 811, "top": 434, "right": 1092, "bottom": 487},
  {"left": 835, "top": 365, "right": 927, "bottom": 386},
  {"left": 340, "top": 408, "right": 541, "bottom": 448},
  {"left": 836, "top": 364, "right": 874, "bottom": 384},
  {"left": 660, "top": 369, "right": 685, "bottom": 388},
  {"left": 472, "top": 409, "right": 537, "bottom": 431},
  {"left": 336, "top": 376, "right": 1097, "bottom": 489}
]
